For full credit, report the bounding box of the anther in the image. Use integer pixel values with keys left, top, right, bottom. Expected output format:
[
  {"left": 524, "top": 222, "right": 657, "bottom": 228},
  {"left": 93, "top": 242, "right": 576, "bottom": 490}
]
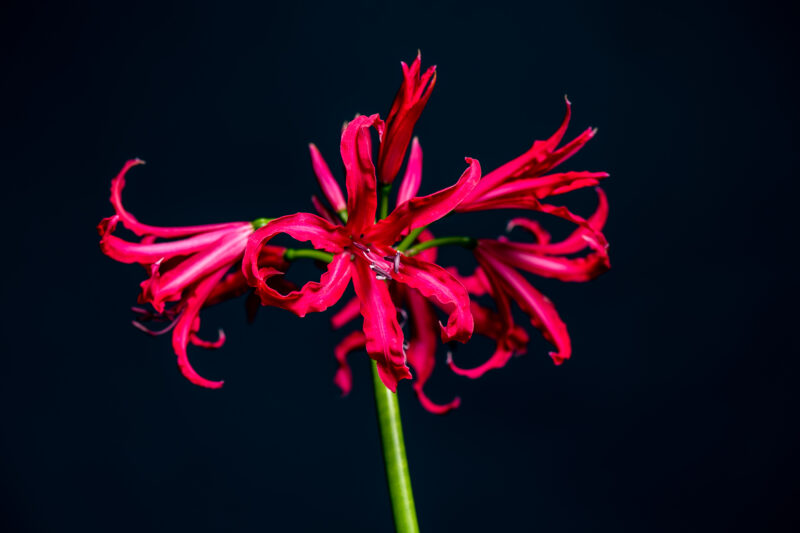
[
  {"left": 353, "top": 242, "right": 370, "bottom": 253},
  {"left": 369, "top": 264, "right": 393, "bottom": 280}
]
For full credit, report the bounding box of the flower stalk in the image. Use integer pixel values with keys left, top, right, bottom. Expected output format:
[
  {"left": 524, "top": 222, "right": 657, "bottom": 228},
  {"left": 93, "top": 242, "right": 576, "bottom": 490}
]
[{"left": 373, "top": 179, "right": 420, "bottom": 533}]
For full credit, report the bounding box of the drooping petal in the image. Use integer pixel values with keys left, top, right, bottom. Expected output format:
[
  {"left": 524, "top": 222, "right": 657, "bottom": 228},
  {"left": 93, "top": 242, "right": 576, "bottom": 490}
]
[
  {"left": 331, "top": 296, "right": 361, "bottom": 330},
  {"left": 342, "top": 114, "right": 384, "bottom": 234},
  {"left": 351, "top": 259, "right": 410, "bottom": 392},
  {"left": 477, "top": 249, "right": 572, "bottom": 365},
  {"left": 396, "top": 137, "right": 423, "bottom": 205},
  {"left": 242, "top": 213, "right": 351, "bottom": 316},
  {"left": 507, "top": 187, "right": 609, "bottom": 255},
  {"left": 463, "top": 171, "right": 608, "bottom": 210},
  {"left": 378, "top": 52, "right": 436, "bottom": 184},
  {"left": 100, "top": 225, "right": 250, "bottom": 264},
  {"left": 140, "top": 226, "right": 250, "bottom": 313},
  {"left": 108, "top": 159, "right": 245, "bottom": 238},
  {"left": 171, "top": 266, "right": 230, "bottom": 389},
  {"left": 333, "top": 330, "right": 366, "bottom": 396},
  {"left": 309, "top": 143, "right": 347, "bottom": 213},
  {"left": 190, "top": 329, "right": 226, "bottom": 349},
  {"left": 369, "top": 157, "right": 481, "bottom": 244},
  {"left": 405, "top": 287, "right": 460, "bottom": 414},
  {"left": 479, "top": 238, "right": 610, "bottom": 282},
  {"left": 391, "top": 254, "right": 474, "bottom": 344}
]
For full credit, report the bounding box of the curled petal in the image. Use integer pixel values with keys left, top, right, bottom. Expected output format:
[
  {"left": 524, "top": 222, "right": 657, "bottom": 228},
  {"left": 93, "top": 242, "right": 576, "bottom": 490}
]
[
  {"left": 396, "top": 137, "right": 423, "bottom": 205},
  {"left": 462, "top": 171, "right": 608, "bottom": 211},
  {"left": 190, "top": 329, "right": 226, "bottom": 349},
  {"left": 333, "top": 331, "right": 366, "bottom": 396},
  {"left": 309, "top": 143, "right": 346, "bottom": 213},
  {"left": 351, "top": 260, "right": 410, "bottom": 392},
  {"left": 405, "top": 288, "right": 460, "bottom": 414},
  {"left": 108, "top": 159, "right": 245, "bottom": 238},
  {"left": 477, "top": 250, "right": 571, "bottom": 364},
  {"left": 171, "top": 266, "right": 229, "bottom": 389},
  {"left": 140, "top": 227, "right": 250, "bottom": 313},
  {"left": 243, "top": 214, "right": 351, "bottom": 316},
  {"left": 479, "top": 238, "right": 610, "bottom": 282},
  {"left": 506, "top": 218, "right": 551, "bottom": 244},
  {"left": 369, "top": 157, "right": 481, "bottom": 244},
  {"left": 508, "top": 187, "right": 609, "bottom": 255},
  {"left": 392, "top": 255, "right": 473, "bottom": 344},
  {"left": 342, "top": 114, "right": 384, "bottom": 234}
]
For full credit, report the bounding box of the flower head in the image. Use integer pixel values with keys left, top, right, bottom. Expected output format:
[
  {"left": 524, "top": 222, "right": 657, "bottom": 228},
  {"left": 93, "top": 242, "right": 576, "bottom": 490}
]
[
  {"left": 244, "top": 114, "right": 481, "bottom": 392},
  {"left": 98, "top": 159, "right": 286, "bottom": 388}
]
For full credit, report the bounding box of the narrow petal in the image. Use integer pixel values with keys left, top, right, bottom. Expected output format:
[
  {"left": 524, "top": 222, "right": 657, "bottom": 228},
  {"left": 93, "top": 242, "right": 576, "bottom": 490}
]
[
  {"left": 242, "top": 213, "right": 351, "bottom": 316},
  {"left": 309, "top": 143, "right": 346, "bottom": 212},
  {"left": 477, "top": 250, "right": 572, "bottom": 364},
  {"left": 351, "top": 259, "right": 410, "bottom": 392},
  {"left": 171, "top": 266, "right": 229, "bottom": 389},
  {"left": 108, "top": 159, "right": 245, "bottom": 238},
  {"left": 405, "top": 287, "right": 460, "bottom": 414},
  {"left": 392, "top": 255, "right": 474, "bottom": 344},
  {"left": 140, "top": 226, "right": 250, "bottom": 313},
  {"left": 378, "top": 53, "right": 436, "bottom": 184},
  {"left": 369, "top": 157, "right": 481, "bottom": 244},
  {"left": 100, "top": 225, "right": 250, "bottom": 264},
  {"left": 331, "top": 296, "right": 361, "bottom": 329},
  {"left": 311, "top": 195, "right": 340, "bottom": 225},
  {"left": 333, "top": 331, "right": 366, "bottom": 396},
  {"left": 480, "top": 238, "right": 610, "bottom": 282},
  {"left": 190, "top": 329, "right": 226, "bottom": 349},
  {"left": 396, "top": 137, "right": 423, "bottom": 205},
  {"left": 342, "top": 114, "right": 383, "bottom": 234},
  {"left": 507, "top": 187, "right": 609, "bottom": 255}
]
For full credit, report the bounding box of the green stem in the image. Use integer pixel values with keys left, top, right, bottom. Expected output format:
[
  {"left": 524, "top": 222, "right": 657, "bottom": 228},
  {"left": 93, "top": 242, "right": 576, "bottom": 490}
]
[
  {"left": 396, "top": 226, "right": 426, "bottom": 252},
  {"left": 283, "top": 248, "right": 334, "bottom": 262},
  {"left": 371, "top": 361, "right": 420, "bottom": 533},
  {"left": 405, "top": 235, "right": 476, "bottom": 257},
  {"left": 373, "top": 181, "right": 420, "bottom": 532}
]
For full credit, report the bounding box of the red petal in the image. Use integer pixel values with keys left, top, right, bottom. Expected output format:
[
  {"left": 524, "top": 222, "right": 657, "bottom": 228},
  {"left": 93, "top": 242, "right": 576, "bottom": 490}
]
[
  {"left": 171, "top": 266, "right": 229, "bottom": 389},
  {"left": 108, "top": 159, "right": 245, "bottom": 238},
  {"left": 331, "top": 296, "right": 361, "bottom": 329},
  {"left": 333, "top": 330, "right": 366, "bottom": 396},
  {"left": 369, "top": 157, "right": 481, "bottom": 244},
  {"left": 242, "top": 214, "right": 351, "bottom": 316},
  {"left": 309, "top": 143, "right": 346, "bottom": 212},
  {"left": 392, "top": 255, "right": 474, "bottom": 344},
  {"left": 479, "top": 238, "right": 610, "bottom": 282},
  {"left": 396, "top": 137, "right": 423, "bottom": 205},
  {"left": 341, "top": 114, "right": 384, "bottom": 234},
  {"left": 405, "top": 287, "right": 460, "bottom": 414},
  {"left": 351, "top": 259, "right": 410, "bottom": 392}
]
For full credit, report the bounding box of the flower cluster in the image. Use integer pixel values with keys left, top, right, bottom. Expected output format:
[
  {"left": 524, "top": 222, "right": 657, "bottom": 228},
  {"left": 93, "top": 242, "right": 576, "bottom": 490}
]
[{"left": 98, "top": 52, "right": 609, "bottom": 412}]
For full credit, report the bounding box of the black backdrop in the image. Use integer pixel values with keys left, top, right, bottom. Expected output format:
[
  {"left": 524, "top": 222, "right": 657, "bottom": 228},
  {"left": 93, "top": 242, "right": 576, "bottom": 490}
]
[{"left": 2, "top": 1, "right": 798, "bottom": 531}]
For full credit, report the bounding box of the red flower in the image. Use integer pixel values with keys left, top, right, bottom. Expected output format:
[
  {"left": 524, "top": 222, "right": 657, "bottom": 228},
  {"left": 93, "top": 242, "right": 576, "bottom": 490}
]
[
  {"left": 244, "top": 114, "right": 481, "bottom": 392},
  {"left": 98, "top": 159, "right": 286, "bottom": 388},
  {"left": 448, "top": 188, "right": 610, "bottom": 375},
  {"left": 331, "top": 231, "right": 463, "bottom": 414},
  {"left": 457, "top": 98, "right": 607, "bottom": 213},
  {"left": 377, "top": 51, "right": 436, "bottom": 185}
]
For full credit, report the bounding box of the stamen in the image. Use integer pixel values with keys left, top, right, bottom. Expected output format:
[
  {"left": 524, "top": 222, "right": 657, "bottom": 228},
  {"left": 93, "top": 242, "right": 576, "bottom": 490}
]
[
  {"left": 131, "top": 316, "right": 179, "bottom": 336},
  {"left": 369, "top": 264, "right": 393, "bottom": 280},
  {"left": 394, "top": 253, "right": 401, "bottom": 273},
  {"left": 353, "top": 242, "right": 370, "bottom": 253}
]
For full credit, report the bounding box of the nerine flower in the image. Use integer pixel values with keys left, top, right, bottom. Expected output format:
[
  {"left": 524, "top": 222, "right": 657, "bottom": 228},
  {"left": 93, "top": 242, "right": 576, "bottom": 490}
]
[
  {"left": 456, "top": 98, "right": 608, "bottom": 213},
  {"left": 243, "top": 114, "right": 481, "bottom": 392},
  {"left": 98, "top": 159, "right": 285, "bottom": 388},
  {"left": 448, "top": 188, "right": 610, "bottom": 375},
  {"left": 377, "top": 51, "right": 436, "bottom": 185},
  {"left": 331, "top": 230, "right": 465, "bottom": 414}
]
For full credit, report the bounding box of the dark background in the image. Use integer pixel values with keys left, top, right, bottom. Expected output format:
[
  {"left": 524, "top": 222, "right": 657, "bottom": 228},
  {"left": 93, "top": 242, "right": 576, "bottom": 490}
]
[{"left": 2, "top": 0, "right": 798, "bottom": 531}]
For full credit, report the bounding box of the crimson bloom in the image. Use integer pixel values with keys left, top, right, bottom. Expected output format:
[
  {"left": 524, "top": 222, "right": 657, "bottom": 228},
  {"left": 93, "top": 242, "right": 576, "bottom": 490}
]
[
  {"left": 456, "top": 98, "right": 608, "bottom": 213},
  {"left": 243, "top": 114, "right": 481, "bottom": 392},
  {"left": 98, "top": 159, "right": 286, "bottom": 388},
  {"left": 331, "top": 230, "right": 465, "bottom": 414},
  {"left": 377, "top": 51, "right": 436, "bottom": 185},
  {"left": 448, "top": 188, "right": 610, "bottom": 375}
]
